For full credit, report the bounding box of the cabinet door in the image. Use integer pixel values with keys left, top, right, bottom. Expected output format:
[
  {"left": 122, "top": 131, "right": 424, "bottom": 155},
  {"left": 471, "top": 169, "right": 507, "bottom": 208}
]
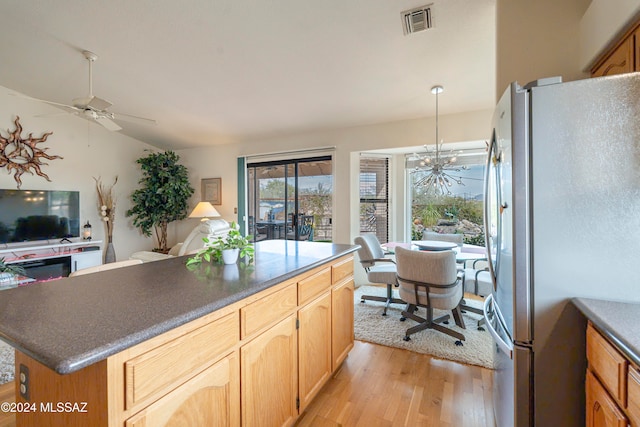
[
  {"left": 71, "top": 251, "right": 102, "bottom": 272},
  {"left": 628, "top": 366, "right": 640, "bottom": 426},
  {"left": 592, "top": 37, "right": 634, "bottom": 77},
  {"left": 586, "top": 370, "right": 628, "bottom": 427},
  {"left": 241, "top": 315, "right": 297, "bottom": 427},
  {"left": 635, "top": 26, "right": 640, "bottom": 71},
  {"left": 298, "top": 291, "right": 331, "bottom": 412},
  {"left": 126, "top": 351, "right": 240, "bottom": 427},
  {"left": 331, "top": 278, "right": 354, "bottom": 370}
]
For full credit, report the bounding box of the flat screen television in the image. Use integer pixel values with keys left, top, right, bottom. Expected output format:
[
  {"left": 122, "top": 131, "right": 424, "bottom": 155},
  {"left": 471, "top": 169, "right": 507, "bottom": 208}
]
[{"left": 0, "top": 189, "right": 80, "bottom": 244}]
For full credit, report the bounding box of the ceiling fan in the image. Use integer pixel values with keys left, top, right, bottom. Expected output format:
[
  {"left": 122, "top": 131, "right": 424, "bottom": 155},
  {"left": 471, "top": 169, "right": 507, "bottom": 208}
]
[{"left": 22, "top": 50, "right": 156, "bottom": 131}]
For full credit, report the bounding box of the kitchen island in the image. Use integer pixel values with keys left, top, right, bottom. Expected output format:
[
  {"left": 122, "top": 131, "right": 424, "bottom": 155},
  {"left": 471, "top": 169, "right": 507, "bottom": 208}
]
[{"left": 0, "top": 240, "right": 358, "bottom": 426}]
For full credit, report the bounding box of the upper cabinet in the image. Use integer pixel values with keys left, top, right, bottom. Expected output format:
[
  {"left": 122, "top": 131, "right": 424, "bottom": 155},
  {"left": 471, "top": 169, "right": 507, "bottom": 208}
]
[{"left": 591, "top": 19, "right": 640, "bottom": 77}]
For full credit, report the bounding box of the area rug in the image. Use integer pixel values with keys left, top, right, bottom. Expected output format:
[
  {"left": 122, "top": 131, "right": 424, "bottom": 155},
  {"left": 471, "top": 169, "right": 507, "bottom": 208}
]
[
  {"left": 354, "top": 285, "right": 496, "bottom": 369},
  {"left": 0, "top": 341, "right": 13, "bottom": 384}
]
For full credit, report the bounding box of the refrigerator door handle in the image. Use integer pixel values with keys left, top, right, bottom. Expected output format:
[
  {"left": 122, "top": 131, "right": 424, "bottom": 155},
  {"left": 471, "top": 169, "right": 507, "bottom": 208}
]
[
  {"left": 483, "top": 294, "right": 513, "bottom": 359},
  {"left": 483, "top": 132, "right": 499, "bottom": 290}
]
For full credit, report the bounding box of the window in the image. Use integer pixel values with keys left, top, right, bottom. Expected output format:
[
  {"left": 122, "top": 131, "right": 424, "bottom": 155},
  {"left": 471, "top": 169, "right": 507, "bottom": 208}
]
[
  {"left": 246, "top": 156, "right": 333, "bottom": 242},
  {"left": 359, "top": 156, "right": 389, "bottom": 243},
  {"left": 407, "top": 149, "right": 486, "bottom": 245}
]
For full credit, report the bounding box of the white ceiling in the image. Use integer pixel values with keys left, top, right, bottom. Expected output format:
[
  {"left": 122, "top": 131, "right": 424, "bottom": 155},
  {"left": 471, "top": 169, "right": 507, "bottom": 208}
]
[{"left": 0, "top": 0, "right": 496, "bottom": 151}]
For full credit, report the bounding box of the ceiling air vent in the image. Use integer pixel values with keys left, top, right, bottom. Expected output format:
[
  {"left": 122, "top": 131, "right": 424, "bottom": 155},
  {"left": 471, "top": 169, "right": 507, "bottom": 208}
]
[{"left": 401, "top": 4, "right": 433, "bottom": 35}]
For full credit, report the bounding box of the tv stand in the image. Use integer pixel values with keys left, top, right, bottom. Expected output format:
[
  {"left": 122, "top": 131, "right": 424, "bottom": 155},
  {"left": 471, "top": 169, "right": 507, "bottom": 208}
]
[{"left": 0, "top": 240, "right": 103, "bottom": 280}]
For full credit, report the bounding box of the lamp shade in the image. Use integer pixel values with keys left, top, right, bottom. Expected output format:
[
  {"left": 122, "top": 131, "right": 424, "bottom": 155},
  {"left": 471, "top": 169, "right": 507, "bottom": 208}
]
[{"left": 189, "top": 202, "right": 221, "bottom": 220}]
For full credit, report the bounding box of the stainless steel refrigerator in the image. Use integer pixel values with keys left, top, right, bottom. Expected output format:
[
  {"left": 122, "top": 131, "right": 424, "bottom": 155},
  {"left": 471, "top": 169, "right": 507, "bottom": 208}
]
[{"left": 482, "top": 73, "right": 640, "bottom": 427}]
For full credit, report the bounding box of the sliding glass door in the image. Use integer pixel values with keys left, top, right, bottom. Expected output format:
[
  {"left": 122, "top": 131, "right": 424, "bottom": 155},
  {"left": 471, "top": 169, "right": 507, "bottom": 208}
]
[{"left": 246, "top": 156, "right": 332, "bottom": 242}]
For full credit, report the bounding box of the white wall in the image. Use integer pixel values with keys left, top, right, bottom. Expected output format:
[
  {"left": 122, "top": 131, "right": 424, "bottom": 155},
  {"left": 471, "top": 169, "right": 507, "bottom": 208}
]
[
  {"left": 496, "top": 0, "right": 640, "bottom": 99},
  {"left": 496, "top": 0, "right": 592, "bottom": 99},
  {"left": 0, "top": 86, "right": 159, "bottom": 261},
  {"left": 580, "top": 0, "right": 640, "bottom": 69},
  {"left": 176, "top": 109, "right": 493, "bottom": 249}
]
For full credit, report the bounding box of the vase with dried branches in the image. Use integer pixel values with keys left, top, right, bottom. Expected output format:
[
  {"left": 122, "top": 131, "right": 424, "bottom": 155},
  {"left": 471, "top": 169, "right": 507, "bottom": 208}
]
[{"left": 94, "top": 176, "right": 118, "bottom": 263}]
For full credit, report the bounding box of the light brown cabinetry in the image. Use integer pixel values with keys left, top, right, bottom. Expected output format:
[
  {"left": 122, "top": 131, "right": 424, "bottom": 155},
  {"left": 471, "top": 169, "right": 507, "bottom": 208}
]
[
  {"left": 586, "top": 369, "right": 628, "bottom": 427},
  {"left": 15, "top": 253, "right": 355, "bottom": 427},
  {"left": 241, "top": 315, "right": 298, "bottom": 427},
  {"left": 126, "top": 351, "right": 240, "bottom": 427},
  {"left": 331, "top": 257, "right": 355, "bottom": 370},
  {"left": 585, "top": 322, "right": 640, "bottom": 427},
  {"left": 298, "top": 291, "right": 332, "bottom": 412},
  {"left": 591, "top": 19, "right": 640, "bottom": 77}
]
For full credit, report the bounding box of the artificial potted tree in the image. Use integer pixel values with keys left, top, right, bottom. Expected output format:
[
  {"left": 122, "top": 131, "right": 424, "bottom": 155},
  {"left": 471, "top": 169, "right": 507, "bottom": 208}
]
[{"left": 126, "top": 151, "right": 194, "bottom": 253}]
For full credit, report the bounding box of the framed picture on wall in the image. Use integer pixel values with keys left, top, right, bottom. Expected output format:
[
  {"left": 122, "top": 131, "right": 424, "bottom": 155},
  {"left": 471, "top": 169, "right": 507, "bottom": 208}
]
[{"left": 201, "top": 178, "right": 222, "bottom": 205}]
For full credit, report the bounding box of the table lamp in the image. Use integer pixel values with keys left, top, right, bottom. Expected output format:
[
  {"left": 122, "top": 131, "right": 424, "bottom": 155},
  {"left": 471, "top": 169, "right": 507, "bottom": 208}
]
[{"left": 189, "top": 202, "right": 221, "bottom": 221}]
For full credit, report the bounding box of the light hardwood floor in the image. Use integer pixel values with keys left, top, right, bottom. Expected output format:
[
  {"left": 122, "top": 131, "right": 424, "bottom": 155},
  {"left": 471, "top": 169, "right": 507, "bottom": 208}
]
[
  {"left": 0, "top": 380, "right": 14, "bottom": 427},
  {"left": 0, "top": 341, "right": 494, "bottom": 427},
  {"left": 296, "top": 340, "right": 495, "bottom": 427}
]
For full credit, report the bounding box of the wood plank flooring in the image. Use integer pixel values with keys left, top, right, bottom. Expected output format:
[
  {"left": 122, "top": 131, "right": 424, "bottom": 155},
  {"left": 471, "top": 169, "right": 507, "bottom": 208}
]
[
  {"left": 0, "top": 341, "right": 494, "bottom": 427},
  {"left": 0, "top": 381, "right": 14, "bottom": 427},
  {"left": 296, "top": 340, "right": 495, "bottom": 427}
]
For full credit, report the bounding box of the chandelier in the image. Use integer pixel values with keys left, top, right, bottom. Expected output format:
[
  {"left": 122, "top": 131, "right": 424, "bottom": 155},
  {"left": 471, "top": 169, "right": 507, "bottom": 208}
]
[{"left": 412, "top": 85, "right": 466, "bottom": 195}]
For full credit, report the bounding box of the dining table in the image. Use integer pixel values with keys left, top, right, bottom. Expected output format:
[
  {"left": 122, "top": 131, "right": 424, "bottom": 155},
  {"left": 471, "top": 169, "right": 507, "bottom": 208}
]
[{"left": 381, "top": 241, "right": 487, "bottom": 265}]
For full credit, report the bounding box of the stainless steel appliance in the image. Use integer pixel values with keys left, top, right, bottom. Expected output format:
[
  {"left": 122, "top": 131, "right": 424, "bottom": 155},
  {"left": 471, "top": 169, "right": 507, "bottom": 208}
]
[{"left": 482, "top": 74, "right": 640, "bottom": 426}]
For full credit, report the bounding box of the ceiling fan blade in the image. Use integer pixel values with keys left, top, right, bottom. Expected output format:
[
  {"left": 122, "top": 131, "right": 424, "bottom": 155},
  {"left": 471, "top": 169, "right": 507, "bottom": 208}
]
[
  {"left": 10, "top": 92, "right": 79, "bottom": 110},
  {"left": 94, "top": 116, "right": 122, "bottom": 131},
  {"left": 112, "top": 111, "right": 157, "bottom": 126},
  {"left": 35, "top": 111, "right": 78, "bottom": 118},
  {"left": 86, "top": 96, "right": 112, "bottom": 111}
]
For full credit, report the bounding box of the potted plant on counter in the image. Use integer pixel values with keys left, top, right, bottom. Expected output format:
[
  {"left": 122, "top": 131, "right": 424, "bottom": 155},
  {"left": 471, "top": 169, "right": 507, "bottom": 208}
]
[
  {"left": 186, "top": 222, "right": 254, "bottom": 266},
  {"left": 0, "top": 258, "right": 26, "bottom": 287}
]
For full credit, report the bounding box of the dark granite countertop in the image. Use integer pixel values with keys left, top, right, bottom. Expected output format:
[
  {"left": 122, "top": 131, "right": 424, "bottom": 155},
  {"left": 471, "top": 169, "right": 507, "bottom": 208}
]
[
  {"left": 573, "top": 297, "right": 640, "bottom": 367},
  {"left": 0, "top": 240, "right": 358, "bottom": 374}
]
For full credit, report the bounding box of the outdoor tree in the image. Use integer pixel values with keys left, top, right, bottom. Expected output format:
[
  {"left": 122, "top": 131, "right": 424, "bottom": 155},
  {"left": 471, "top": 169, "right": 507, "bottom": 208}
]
[
  {"left": 300, "top": 182, "right": 332, "bottom": 216},
  {"left": 260, "top": 178, "right": 294, "bottom": 200},
  {"left": 126, "top": 151, "right": 194, "bottom": 252}
]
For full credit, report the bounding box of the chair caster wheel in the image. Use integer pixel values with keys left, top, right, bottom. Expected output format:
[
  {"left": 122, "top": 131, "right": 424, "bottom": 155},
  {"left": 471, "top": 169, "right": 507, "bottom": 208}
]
[
  {"left": 443, "top": 321, "right": 449, "bottom": 324},
  {"left": 461, "top": 310, "right": 467, "bottom": 314},
  {"left": 455, "top": 340, "right": 464, "bottom": 346},
  {"left": 360, "top": 300, "right": 365, "bottom": 303},
  {"left": 403, "top": 336, "right": 411, "bottom": 342},
  {"left": 400, "top": 317, "right": 406, "bottom": 322},
  {"left": 478, "top": 326, "right": 485, "bottom": 331},
  {"left": 381, "top": 312, "right": 387, "bottom": 316}
]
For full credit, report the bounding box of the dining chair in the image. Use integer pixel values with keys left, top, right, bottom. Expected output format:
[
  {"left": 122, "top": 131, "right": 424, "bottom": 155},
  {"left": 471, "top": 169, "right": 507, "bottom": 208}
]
[
  {"left": 354, "top": 234, "right": 405, "bottom": 316},
  {"left": 395, "top": 246, "right": 466, "bottom": 345},
  {"left": 457, "top": 258, "right": 491, "bottom": 330},
  {"left": 422, "top": 231, "right": 464, "bottom": 246}
]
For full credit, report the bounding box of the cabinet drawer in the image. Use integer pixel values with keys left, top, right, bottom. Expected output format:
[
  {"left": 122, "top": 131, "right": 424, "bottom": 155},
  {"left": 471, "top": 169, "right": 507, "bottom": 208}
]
[
  {"left": 586, "top": 369, "right": 628, "bottom": 427},
  {"left": 587, "top": 324, "right": 628, "bottom": 405},
  {"left": 332, "top": 256, "right": 354, "bottom": 285},
  {"left": 125, "top": 311, "right": 238, "bottom": 409},
  {"left": 126, "top": 352, "right": 240, "bottom": 427},
  {"left": 298, "top": 267, "right": 331, "bottom": 306},
  {"left": 628, "top": 365, "right": 640, "bottom": 426},
  {"left": 241, "top": 283, "right": 297, "bottom": 338}
]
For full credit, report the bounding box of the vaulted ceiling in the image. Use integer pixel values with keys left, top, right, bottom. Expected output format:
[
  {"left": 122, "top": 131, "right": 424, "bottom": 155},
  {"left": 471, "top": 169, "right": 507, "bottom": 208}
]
[{"left": 0, "top": 0, "right": 495, "bottom": 150}]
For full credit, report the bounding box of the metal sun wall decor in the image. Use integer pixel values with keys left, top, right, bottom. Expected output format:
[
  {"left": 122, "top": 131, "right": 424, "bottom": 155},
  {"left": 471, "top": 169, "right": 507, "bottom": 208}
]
[{"left": 0, "top": 116, "right": 62, "bottom": 188}]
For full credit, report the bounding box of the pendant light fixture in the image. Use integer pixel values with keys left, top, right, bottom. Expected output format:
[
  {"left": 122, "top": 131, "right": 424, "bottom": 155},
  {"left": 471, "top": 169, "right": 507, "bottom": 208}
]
[{"left": 412, "top": 85, "right": 466, "bottom": 195}]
